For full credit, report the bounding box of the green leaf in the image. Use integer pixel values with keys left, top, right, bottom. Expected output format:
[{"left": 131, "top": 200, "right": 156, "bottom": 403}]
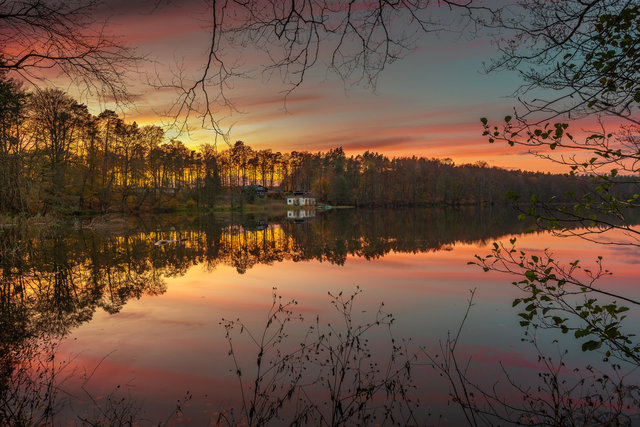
[
  {"left": 506, "top": 191, "right": 520, "bottom": 200},
  {"left": 582, "top": 340, "right": 602, "bottom": 352},
  {"left": 575, "top": 329, "right": 591, "bottom": 339},
  {"left": 480, "top": 117, "right": 488, "bottom": 125}
]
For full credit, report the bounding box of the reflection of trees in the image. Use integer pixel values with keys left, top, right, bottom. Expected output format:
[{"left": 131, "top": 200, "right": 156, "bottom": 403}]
[
  {"left": 0, "top": 225, "right": 173, "bottom": 403},
  {"left": 2, "top": 207, "right": 530, "bottom": 347},
  {"left": 0, "top": 223, "right": 172, "bottom": 423},
  {"left": 0, "top": 208, "right": 530, "bottom": 362},
  {"left": 197, "top": 207, "right": 535, "bottom": 270},
  {"left": 0, "top": 207, "right": 559, "bottom": 422},
  {"left": 0, "top": 207, "right": 554, "bottom": 337},
  {"left": 287, "top": 207, "right": 535, "bottom": 265},
  {"left": 1, "top": 227, "right": 167, "bottom": 340},
  {"left": 1, "top": 208, "right": 637, "bottom": 422}
]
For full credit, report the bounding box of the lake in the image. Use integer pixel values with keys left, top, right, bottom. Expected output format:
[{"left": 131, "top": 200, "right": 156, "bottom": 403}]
[{"left": 2, "top": 207, "right": 639, "bottom": 425}]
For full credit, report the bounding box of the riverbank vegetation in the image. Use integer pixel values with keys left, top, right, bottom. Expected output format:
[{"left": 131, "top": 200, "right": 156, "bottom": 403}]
[{"left": 1, "top": 78, "right": 622, "bottom": 217}]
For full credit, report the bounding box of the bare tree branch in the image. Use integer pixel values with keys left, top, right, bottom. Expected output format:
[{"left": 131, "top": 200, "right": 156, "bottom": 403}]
[
  {"left": 157, "top": 0, "right": 486, "bottom": 142},
  {"left": 0, "top": 0, "right": 140, "bottom": 105}
]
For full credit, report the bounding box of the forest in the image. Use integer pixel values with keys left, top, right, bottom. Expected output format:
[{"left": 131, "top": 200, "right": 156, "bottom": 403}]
[{"left": 0, "top": 77, "right": 616, "bottom": 215}]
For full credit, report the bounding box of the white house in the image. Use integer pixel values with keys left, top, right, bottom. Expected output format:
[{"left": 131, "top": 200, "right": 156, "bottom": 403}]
[{"left": 286, "top": 196, "right": 316, "bottom": 206}]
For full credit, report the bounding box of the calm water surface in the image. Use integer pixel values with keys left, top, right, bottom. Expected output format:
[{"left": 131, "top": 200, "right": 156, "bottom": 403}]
[{"left": 2, "top": 208, "right": 638, "bottom": 425}]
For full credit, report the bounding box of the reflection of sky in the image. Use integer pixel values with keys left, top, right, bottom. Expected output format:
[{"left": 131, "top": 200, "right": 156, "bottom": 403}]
[{"left": 57, "top": 229, "right": 640, "bottom": 424}]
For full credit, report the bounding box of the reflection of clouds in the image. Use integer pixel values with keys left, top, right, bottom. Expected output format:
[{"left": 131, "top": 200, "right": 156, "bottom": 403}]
[
  {"left": 456, "top": 344, "right": 545, "bottom": 372},
  {"left": 599, "top": 244, "right": 640, "bottom": 264},
  {"left": 156, "top": 318, "right": 207, "bottom": 328},
  {"left": 10, "top": 211, "right": 638, "bottom": 424},
  {"left": 516, "top": 227, "right": 640, "bottom": 266},
  {"left": 110, "top": 310, "right": 149, "bottom": 320},
  {"left": 0, "top": 208, "right": 577, "bottom": 359}
]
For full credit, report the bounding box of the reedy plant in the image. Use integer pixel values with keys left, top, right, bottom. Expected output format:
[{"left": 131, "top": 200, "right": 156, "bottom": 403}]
[
  {"left": 217, "top": 287, "right": 422, "bottom": 426},
  {"left": 427, "top": 290, "right": 640, "bottom": 426}
]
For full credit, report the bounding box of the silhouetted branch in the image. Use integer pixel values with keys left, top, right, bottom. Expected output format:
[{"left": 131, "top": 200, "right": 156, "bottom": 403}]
[
  {"left": 161, "top": 0, "right": 487, "bottom": 138},
  {"left": 0, "top": 0, "right": 140, "bottom": 104}
]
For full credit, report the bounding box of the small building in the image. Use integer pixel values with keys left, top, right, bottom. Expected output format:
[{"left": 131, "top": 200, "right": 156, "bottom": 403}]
[
  {"left": 243, "top": 185, "right": 268, "bottom": 197},
  {"left": 286, "top": 196, "right": 316, "bottom": 206},
  {"left": 254, "top": 185, "right": 268, "bottom": 197}
]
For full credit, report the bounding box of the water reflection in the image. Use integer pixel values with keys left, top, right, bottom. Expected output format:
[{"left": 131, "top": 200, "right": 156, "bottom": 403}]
[
  {"left": 1, "top": 207, "right": 536, "bottom": 423},
  {"left": 4, "top": 209, "right": 529, "bottom": 323},
  {"left": 1, "top": 207, "right": 529, "bottom": 331}
]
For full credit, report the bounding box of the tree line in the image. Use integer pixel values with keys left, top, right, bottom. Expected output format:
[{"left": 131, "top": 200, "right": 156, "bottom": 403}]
[{"left": 0, "top": 77, "right": 621, "bottom": 215}]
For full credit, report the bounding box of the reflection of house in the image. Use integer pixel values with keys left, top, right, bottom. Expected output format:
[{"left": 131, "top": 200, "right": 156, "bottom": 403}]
[
  {"left": 287, "top": 209, "right": 316, "bottom": 219},
  {"left": 286, "top": 196, "right": 316, "bottom": 206}
]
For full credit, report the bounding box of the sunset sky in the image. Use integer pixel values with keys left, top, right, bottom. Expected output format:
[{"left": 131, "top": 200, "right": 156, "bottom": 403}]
[{"left": 50, "top": 1, "right": 571, "bottom": 172}]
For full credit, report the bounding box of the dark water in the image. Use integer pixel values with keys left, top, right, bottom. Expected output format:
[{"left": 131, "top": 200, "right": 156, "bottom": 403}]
[{"left": 1, "top": 207, "right": 638, "bottom": 425}]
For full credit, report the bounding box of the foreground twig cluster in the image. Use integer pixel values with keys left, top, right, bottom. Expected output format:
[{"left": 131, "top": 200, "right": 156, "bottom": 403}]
[{"left": 218, "top": 287, "right": 421, "bottom": 426}]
